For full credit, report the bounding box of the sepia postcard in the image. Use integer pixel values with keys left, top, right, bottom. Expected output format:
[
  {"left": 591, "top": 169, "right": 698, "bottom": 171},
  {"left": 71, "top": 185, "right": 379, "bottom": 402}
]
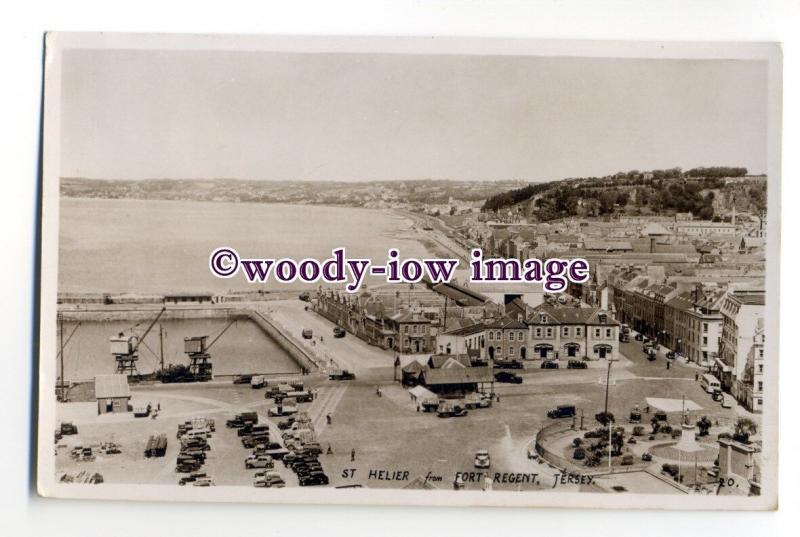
[{"left": 38, "top": 33, "right": 781, "bottom": 510}]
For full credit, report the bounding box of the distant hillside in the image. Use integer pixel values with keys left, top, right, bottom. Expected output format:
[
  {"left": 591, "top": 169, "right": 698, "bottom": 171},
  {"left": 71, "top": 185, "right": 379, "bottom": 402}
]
[{"left": 482, "top": 167, "right": 766, "bottom": 221}]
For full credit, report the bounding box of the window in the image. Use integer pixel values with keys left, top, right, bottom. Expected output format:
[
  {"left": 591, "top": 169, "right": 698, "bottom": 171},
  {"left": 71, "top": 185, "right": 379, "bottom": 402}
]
[
  {"left": 594, "top": 328, "right": 601, "bottom": 338},
  {"left": 758, "top": 364, "right": 764, "bottom": 373},
  {"left": 702, "top": 336, "right": 708, "bottom": 345},
  {"left": 576, "top": 327, "right": 582, "bottom": 337},
  {"left": 605, "top": 328, "right": 612, "bottom": 338},
  {"left": 488, "top": 332, "right": 494, "bottom": 341},
  {"left": 540, "top": 314, "right": 547, "bottom": 323},
  {"left": 509, "top": 346, "right": 514, "bottom": 357},
  {"left": 496, "top": 331, "right": 502, "bottom": 341},
  {"left": 535, "top": 328, "right": 542, "bottom": 338},
  {"left": 758, "top": 381, "right": 763, "bottom": 392},
  {"left": 703, "top": 323, "right": 708, "bottom": 333},
  {"left": 509, "top": 331, "right": 515, "bottom": 341},
  {"left": 518, "top": 331, "right": 525, "bottom": 341},
  {"left": 546, "top": 328, "right": 553, "bottom": 338},
  {"left": 562, "top": 326, "right": 569, "bottom": 337}
]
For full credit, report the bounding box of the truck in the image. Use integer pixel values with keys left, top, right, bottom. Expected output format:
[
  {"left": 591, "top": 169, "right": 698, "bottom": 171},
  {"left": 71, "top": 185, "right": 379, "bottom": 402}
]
[
  {"left": 436, "top": 401, "right": 468, "bottom": 418},
  {"left": 250, "top": 375, "right": 266, "bottom": 389},
  {"left": 226, "top": 412, "right": 258, "bottom": 428}
]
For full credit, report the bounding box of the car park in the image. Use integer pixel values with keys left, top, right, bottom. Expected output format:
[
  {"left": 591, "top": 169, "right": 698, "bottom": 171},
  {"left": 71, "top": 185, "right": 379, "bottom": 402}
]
[
  {"left": 474, "top": 450, "right": 491, "bottom": 469},
  {"left": 494, "top": 371, "right": 522, "bottom": 384}
]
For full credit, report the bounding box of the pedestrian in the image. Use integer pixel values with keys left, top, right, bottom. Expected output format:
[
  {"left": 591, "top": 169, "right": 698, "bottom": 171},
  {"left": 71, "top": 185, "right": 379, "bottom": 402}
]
[
  {"left": 327, "top": 444, "right": 333, "bottom": 455},
  {"left": 351, "top": 448, "right": 356, "bottom": 462},
  {"left": 416, "top": 404, "right": 420, "bottom": 412},
  {"left": 667, "top": 361, "right": 671, "bottom": 370},
  {"left": 157, "top": 402, "right": 161, "bottom": 411},
  {"left": 326, "top": 413, "right": 332, "bottom": 425},
  {"left": 695, "top": 372, "right": 699, "bottom": 381}
]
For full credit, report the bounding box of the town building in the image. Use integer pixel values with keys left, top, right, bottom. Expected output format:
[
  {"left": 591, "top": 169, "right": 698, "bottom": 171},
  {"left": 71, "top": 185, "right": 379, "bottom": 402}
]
[
  {"left": 526, "top": 300, "right": 619, "bottom": 361},
  {"left": 717, "top": 289, "right": 765, "bottom": 398},
  {"left": 484, "top": 316, "right": 529, "bottom": 361},
  {"left": 663, "top": 287, "right": 726, "bottom": 367},
  {"left": 738, "top": 318, "right": 765, "bottom": 413}
]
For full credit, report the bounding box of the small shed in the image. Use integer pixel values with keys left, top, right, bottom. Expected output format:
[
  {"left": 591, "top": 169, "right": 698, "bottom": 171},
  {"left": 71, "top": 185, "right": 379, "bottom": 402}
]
[
  {"left": 401, "top": 360, "right": 426, "bottom": 386},
  {"left": 94, "top": 374, "right": 131, "bottom": 414}
]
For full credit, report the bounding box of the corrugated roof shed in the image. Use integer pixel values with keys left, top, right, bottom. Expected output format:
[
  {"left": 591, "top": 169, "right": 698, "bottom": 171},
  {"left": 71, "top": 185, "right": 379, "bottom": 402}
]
[{"left": 94, "top": 374, "right": 131, "bottom": 399}]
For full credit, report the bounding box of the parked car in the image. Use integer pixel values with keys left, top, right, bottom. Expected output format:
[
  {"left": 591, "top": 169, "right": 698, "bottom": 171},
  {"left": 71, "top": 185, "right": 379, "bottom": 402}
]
[
  {"left": 494, "top": 371, "right": 522, "bottom": 384},
  {"left": 268, "top": 405, "right": 299, "bottom": 417},
  {"left": 298, "top": 291, "right": 311, "bottom": 302},
  {"left": 245, "top": 455, "right": 274, "bottom": 469},
  {"left": 721, "top": 394, "right": 735, "bottom": 408},
  {"left": 473, "top": 450, "right": 491, "bottom": 469},
  {"left": 299, "top": 472, "right": 329, "bottom": 486},
  {"left": 547, "top": 404, "right": 576, "bottom": 419},
  {"left": 493, "top": 359, "right": 523, "bottom": 369},
  {"left": 178, "top": 472, "right": 208, "bottom": 485},
  {"left": 333, "top": 326, "right": 346, "bottom": 338},
  {"left": 541, "top": 361, "right": 560, "bottom": 369},
  {"left": 567, "top": 359, "right": 587, "bottom": 369},
  {"left": 233, "top": 374, "right": 253, "bottom": 384},
  {"left": 60, "top": 422, "right": 78, "bottom": 435},
  {"left": 254, "top": 471, "right": 286, "bottom": 488},
  {"left": 641, "top": 453, "right": 653, "bottom": 462},
  {"left": 301, "top": 329, "right": 313, "bottom": 339},
  {"left": 192, "top": 478, "right": 215, "bottom": 487},
  {"left": 666, "top": 351, "right": 676, "bottom": 360}
]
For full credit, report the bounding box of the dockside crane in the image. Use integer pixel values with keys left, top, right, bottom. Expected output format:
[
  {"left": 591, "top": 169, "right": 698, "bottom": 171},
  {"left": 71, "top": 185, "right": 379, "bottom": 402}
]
[
  {"left": 110, "top": 307, "right": 166, "bottom": 377},
  {"left": 160, "top": 316, "right": 238, "bottom": 383}
]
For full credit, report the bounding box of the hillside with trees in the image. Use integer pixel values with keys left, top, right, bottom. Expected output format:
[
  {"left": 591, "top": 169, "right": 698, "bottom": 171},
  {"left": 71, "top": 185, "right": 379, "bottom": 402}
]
[{"left": 481, "top": 166, "right": 765, "bottom": 221}]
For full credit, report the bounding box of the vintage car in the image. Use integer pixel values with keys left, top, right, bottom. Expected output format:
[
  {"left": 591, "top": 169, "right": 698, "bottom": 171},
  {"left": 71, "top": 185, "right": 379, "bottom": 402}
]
[
  {"left": 494, "top": 371, "right": 523, "bottom": 384},
  {"left": 473, "top": 450, "right": 491, "bottom": 469}
]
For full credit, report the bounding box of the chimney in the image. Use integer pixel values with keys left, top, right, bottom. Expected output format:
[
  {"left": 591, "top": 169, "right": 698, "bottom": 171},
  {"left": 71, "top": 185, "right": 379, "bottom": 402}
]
[{"left": 649, "top": 237, "right": 656, "bottom": 254}]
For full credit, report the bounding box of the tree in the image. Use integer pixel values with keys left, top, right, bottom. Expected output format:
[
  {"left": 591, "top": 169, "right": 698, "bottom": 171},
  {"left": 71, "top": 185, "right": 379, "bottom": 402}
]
[
  {"left": 733, "top": 417, "right": 758, "bottom": 443},
  {"left": 696, "top": 416, "right": 712, "bottom": 437},
  {"left": 610, "top": 427, "right": 625, "bottom": 456}
]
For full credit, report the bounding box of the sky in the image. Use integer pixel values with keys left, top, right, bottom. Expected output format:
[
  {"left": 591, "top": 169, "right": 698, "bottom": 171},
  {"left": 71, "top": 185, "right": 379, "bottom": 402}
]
[{"left": 60, "top": 49, "right": 768, "bottom": 182}]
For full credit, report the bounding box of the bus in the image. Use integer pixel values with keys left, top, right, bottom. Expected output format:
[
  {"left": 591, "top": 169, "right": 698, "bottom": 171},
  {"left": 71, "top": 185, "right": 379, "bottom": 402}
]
[{"left": 701, "top": 374, "right": 721, "bottom": 394}]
